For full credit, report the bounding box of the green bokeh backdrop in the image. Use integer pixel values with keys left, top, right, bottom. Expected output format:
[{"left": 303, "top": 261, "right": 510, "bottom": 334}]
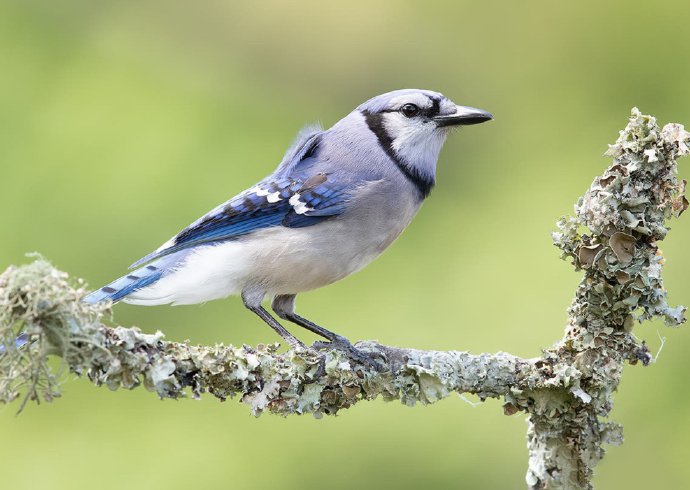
[{"left": 1, "top": 1, "right": 689, "bottom": 488}]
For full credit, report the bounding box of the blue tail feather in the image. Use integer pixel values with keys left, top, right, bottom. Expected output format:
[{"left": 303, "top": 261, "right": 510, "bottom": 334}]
[{"left": 83, "top": 252, "right": 187, "bottom": 304}]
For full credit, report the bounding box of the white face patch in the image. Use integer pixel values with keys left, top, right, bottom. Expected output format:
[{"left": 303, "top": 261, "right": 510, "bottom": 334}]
[{"left": 384, "top": 111, "right": 448, "bottom": 167}]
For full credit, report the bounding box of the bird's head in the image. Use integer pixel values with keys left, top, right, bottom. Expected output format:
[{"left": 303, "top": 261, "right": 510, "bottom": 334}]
[{"left": 352, "top": 89, "right": 492, "bottom": 197}]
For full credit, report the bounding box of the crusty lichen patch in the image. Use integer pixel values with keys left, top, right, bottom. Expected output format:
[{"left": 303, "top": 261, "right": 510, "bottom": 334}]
[
  {"left": 0, "top": 273, "right": 534, "bottom": 416},
  {"left": 529, "top": 108, "right": 689, "bottom": 489}
]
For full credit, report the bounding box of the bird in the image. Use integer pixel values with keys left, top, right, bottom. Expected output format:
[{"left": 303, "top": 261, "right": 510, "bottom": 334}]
[{"left": 83, "top": 89, "right": 493, "bottom": 358}]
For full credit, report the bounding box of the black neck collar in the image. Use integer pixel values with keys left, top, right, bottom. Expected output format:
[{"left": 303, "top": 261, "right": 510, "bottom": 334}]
[{"left": 361, "top": 110, "right": 434, "bottom": 198}]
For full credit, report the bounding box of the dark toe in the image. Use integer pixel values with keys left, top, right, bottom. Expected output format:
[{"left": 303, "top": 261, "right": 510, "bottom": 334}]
[{"left": 312, "top": 338, "right": 382, "bottom": 371}]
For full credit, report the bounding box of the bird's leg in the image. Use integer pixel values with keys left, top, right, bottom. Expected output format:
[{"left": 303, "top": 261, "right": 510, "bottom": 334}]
[
  {"left": 272, "top": 294, "right": 378, "bottom": 367},
  {"left": 271, "top": 294, "right": 348, "bottom": 343},
  {"left": 241, "top": 289, "right": 306, "bottom": 350}
]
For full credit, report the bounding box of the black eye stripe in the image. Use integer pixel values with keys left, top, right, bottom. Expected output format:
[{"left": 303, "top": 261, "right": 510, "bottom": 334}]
[{"left": 428, "top": 97, "right": 440, "bottom": 117}]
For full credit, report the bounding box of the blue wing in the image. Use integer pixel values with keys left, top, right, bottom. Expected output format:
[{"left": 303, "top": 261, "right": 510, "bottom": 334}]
[{"left": 129, "top": 131, "right": 353, "bottom": 268}]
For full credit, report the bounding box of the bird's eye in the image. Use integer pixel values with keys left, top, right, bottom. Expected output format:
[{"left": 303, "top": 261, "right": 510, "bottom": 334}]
[{"left": 400, "top": 103, "right": 420, "bottom": 118}]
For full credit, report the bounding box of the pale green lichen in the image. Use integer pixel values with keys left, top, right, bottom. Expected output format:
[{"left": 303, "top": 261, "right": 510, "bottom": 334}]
[
  {"left": 0, "top": 261, "right": 533, "bottom": 415},
  {"left": 0, "top": 279, "right": 533, "bottom": 416},
  {"left": 1, "top": 109, "right": 688, "bottom": 489},
  {"left": 531, "top": 109, "right": 689, "bottom": 489},
  {"left": 0, "top": 256, "right": 109, "bottom": 409}
]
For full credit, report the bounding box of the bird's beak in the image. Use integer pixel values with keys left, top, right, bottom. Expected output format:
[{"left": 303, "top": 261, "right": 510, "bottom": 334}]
[{"left": 434, "top": 105, "right": 494, "bottom": 127}]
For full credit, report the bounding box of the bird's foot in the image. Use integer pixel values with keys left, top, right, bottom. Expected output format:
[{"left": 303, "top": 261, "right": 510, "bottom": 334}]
[{"left": 312, "top": 335, "right": 382, "bottom": 371}]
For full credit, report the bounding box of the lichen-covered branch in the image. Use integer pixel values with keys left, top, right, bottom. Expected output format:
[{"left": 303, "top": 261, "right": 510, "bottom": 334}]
[
  {"left": 1, "top": 109, "right": 688, "bottom": 490},
  {"left": 526, "top": 109, "right": 688, "bottom": 488},
  {"left": 0, "top": 259, "right": 541, "bottom": 414}
]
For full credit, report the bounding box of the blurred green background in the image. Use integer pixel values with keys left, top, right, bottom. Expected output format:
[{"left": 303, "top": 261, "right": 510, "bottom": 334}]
[{"left": 1, "top": 1, "right": 689, "bottom": 488}]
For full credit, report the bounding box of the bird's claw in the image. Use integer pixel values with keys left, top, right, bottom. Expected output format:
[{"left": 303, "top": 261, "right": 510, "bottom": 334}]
[{"left": 312, "top": 336, "right": 383, "bottom": 371}]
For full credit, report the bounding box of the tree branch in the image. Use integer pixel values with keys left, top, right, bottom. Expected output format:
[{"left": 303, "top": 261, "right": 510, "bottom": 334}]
[{"left": 1, "top": 109, "right": 688, "bottom": 489}]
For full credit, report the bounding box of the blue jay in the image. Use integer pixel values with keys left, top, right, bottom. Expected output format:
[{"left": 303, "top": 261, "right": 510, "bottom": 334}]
[{"left": 83, "top": 89, "right": 492, "bottom": 356}]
